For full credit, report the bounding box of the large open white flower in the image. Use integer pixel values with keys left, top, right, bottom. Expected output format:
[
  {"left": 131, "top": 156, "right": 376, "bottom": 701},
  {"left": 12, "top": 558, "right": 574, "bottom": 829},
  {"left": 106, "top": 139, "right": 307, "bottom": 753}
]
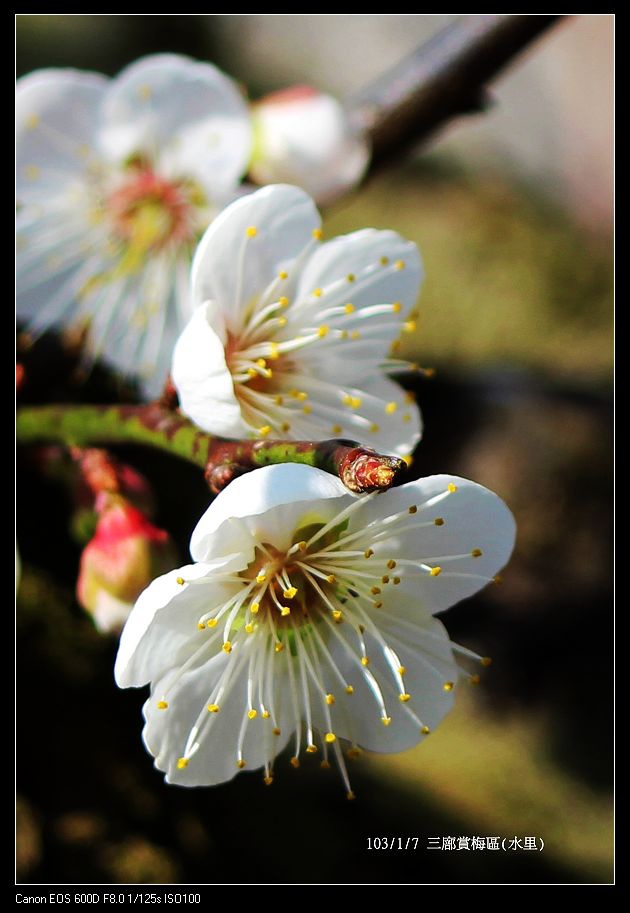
[
  {"left": 172, "top": 184, "right": 424, "bottom": 456},
  {"left": 16, "top": 54, "right": 252, "bottom": 396},
  {"left": 115, "top": 464, "right": 515, "bottom": 796}
]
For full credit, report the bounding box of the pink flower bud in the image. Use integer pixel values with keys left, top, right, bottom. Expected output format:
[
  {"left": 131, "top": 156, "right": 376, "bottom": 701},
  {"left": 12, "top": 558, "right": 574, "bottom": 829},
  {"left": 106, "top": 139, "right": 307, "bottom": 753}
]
[{"left": 77, "top": 498, "right": 177, "bottom": 634}]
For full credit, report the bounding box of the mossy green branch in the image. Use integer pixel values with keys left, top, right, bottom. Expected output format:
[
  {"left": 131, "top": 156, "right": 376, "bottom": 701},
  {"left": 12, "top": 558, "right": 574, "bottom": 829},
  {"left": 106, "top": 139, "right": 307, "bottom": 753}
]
[{"left": 16, "top": 404, "right": 408, "bottom": 494}]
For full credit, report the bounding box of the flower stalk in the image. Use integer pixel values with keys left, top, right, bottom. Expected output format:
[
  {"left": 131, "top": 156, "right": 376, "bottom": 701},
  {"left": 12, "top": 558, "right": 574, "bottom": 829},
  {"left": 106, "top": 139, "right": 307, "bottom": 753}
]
[{"left": 16, "top": 403, "right": 408, "bottom": 494}]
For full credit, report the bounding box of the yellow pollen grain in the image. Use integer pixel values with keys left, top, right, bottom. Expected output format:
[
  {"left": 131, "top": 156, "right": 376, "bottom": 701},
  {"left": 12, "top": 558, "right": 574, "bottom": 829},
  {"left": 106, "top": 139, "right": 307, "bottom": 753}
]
[
  {"left": 398, "top": 665, "right": 406, "bottom": 675},
  {"left": 306, "top": 744, "right": 318, "bottom": 754},
  {"left": 493, "top": 574, "right": 503, "bottom": 585},
  {"left": 394, "top": 259, "right": 405, "bottom": 270},
  {"left": 207, "top": 704, "right": 220, "bottom": 713},
  {"left": 326, "top": 574, "right": 336, "bottom": 584},
  {"left": 237, "top": 759, "right": 246, "bottom": 769},
  {"left": 364, "top": 548, "right": 374, "bottom": 558},
  {"left": 274, "top": 642, "right": 284, "bottom": 653},
  {"left": 326, "top": 693, "right": 335, "bottom": 705},
  {"left": 344, "top": 303, "right": 355, "bottom": 314},
  {"left": 481, "top": 656, "right": 493, "bottom": 667},
  {"left": 370, "top": 586, "right": 381, "bottom": 595},
  {"left": 434, "top": 518, "right": 445, "bottom": 526},
  {"left": 278, "top": 296, "right": 289, "bottom": 307},
  {"left": 392, "top": 301, "right": 402, "bottom": 313},
  {"left": 448, "top": 483, "right": 458, "bottom": 493},
  {"left": 381, "top": 717, "right": 392, "bottom": 727},
  {"left": 332, "top": 610, "right": 343, "bottom": 623},
  {"left": 256, "top": 358, "right": 267, "bottom": 368},
  {"left": 380, "top": 256, "right": 390, "bottom": 266},
  {"left": 247, "top": 367, "right": 257, "bottom": 377},
  {"left": 443, "top": 681, "right": 454, "bottom": 692},
  {"left": 177, "top": 757, "right": 189, "bottom": 769},
  {"left": 347, "top": 273, "right": 356, "bottom": 282},
  {"left": 279, "top": 270, "right": 288, "bottom": 279},
  {"left": 313, "top": 288, "right": 323, "bottom": 298},
  {"left": 430, "top": 566, "right": 442, "bottom": 577},
  {"left": 268, "top": 343, "right": 280, "bottom": 360},
  {"left": 471, "top": 548, "right": 483, "bottom": 558},
  {"left": 222, "top": 641, "right": 232, "bottom": 654},
  {"left": 248, "top": 709, "right": 258, "bottom": 720},
  {"left": 245, "top": 623, "right": 255, "bottom": 634},
  {"left": 176, "top": 577, "right": 185, "bottom": 585},
  {"left": 272, "top": 727, "right": 281, "bottom": 735},
  {"left": 258, "top": 426, "right": 272, "bottom": 437},
  {"left": 403, "top": 454, "right": 414, "bottom": 467},
  {"left": 387, "top": 559, "right": 397, "bottom": 570},
  {"left": 385, "top": 401, "right": 398, "bottom": 414},
  {"left": 262, "top": 711, "right": 270, "bottom": 719},
  {"left": 283, "top": 587, "right": 298, "bottom": 599},
  {"left": 332, "top": 424, "right": 343, "bottom": 434},
  {"left": 263, "top": 776, "right": 274, "bottom": 786},
  {"left": 246, "top": 226, "right": 258, "bottom": 238},
  {"left": 207, "top": 618, "right": 218, "bottom": 628},
  {"left": 157, "top": 701, "right": 168, "bottom": 710},
  {"left": 381, "top": 575, "right": 390, "bottom": 584},
  {"left": 408, "top": 505, "right": 417, "bottom": 514},
  {"left": 317, "top": 324, "right": 329, "bottom": 337},
  {"left": 345, "top": 685, "right": 355, "bottom": 695},
  {"left": 404, "top": 321, "right": 416, "bottom": 333},
  {"left": 312, "top": 228, "right": 323, "bottom": 240},
  {"left": 280, "top": 606, "right": 291, "bottom": 617},
  {"left": 197, "top": 622, "right": 206, "bottom": 631},
  {"left": 421, "top": 725, "right": 431, "bottom": 735},
  {"left": 256, "top": 573, "right": 267, "bottom": 584},
  {"left": 290, "top": 756, "right": 300, "bottom": 768},
  {"left": 393, "top": 576, "right": 401, "bottom": 585},
  {"left": 361, "top": 657, "right": 370, "bottom": 667},
  {"left": 399, "top": 693, "right": 411, "bottom": 703},
  {"left": 370, "top": 423, "right": 380, "bottom": 433},
  {"left": 324, "top": 733, "right": 336, "bottom": 744}
]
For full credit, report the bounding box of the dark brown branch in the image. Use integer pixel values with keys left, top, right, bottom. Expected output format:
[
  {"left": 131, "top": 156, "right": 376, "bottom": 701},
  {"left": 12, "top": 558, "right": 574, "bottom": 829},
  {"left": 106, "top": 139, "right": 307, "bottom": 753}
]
[{"left": 352, "top": 14, "right": 565, "bottom": 168}]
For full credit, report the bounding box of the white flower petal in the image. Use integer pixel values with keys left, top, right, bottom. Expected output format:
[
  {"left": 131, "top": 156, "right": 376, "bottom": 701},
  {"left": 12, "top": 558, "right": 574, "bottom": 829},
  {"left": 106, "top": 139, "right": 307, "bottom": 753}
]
[
  {"left": 190, "top": 184, "right": 320, "bottom": 331},
  {"left": 115, "top": 559, "right": 243, "bottom": 688},
  {"left": 171, "top": 302, "right": 247, "bottom": 437},
  {"left": 190, "top": 464, "right": 352, "bottom": 562},
  {"left": 250, "top": 89, "right": 369, "bottom": 204},
  {"left": 98, "top": 54, "right": 252, "bottom": 195},
  {"left": 16, "top": 69, "right": 107, "bottom": 198},
  {"left": 295, "top": 229, "right": 422, "bottom": 318},
  {"left": 143, "top": 655, "right": 293, "bottom": 786}
]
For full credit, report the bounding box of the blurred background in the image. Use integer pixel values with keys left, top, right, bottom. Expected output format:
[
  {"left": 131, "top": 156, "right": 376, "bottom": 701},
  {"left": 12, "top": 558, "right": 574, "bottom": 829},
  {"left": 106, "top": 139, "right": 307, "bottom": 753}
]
[{"left": 16, "top": 15, "right": 613, "bottom": 885}]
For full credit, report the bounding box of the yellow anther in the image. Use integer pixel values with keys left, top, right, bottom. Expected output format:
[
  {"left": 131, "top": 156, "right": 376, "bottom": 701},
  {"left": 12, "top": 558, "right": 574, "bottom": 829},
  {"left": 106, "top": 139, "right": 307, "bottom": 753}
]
[
  {"left": 268, "top": 343, "right": 280, "bottom": 360},
  {"left": 279, "top": 270, "right": 288, "bottom": 279},
  {"left": 326, "top": 693, "right": 335, "bottom": 705},
  {"left": 280, "top": 606, "right": 291, "bottom": 617},
  {"left": 326, "top": 574, "right": 336, "bottom": 584},
  {"left": 425, "top": 367, "right": 436, "bottom": 378},
  {"left": 370, "top": 423, "right": 380, "bottom": 433},
  {"left": 404, "top": 321, "right": 416, "bottom": 333},
  {"left": 317, "top": 324, "right": 329, "bottom": 337},
  {"left": 26, "top": 113, "right": 39, "bottom": 129},
  {"left": 306, "top": 744, "right": 318, "bottom": 754},
  {"left": 385, "top": 401, "right": 398, "bottom": 414},
  {"left": 361, "top": 657, "right": 370, "bottom": 667},
  {"left": 387, "top": 559, "right": 397, "bottom": 570},
  {"left": 434, "top": 517, "right": 445, "bottom": 526},
  {"left": 430, "top": 566, "right": 442, "bottom": 577},
  {"left": 256, "top": 573, "right": 267, "bottom": 584},
  {"left": 398, "top": 668, "right": 407, "bottom": 678},
  {"left": 245, "top": 623, "right": 255, "bottom": 634},
  {"left": 197, "top": 622, "right": 206, "bottom": 631},
  {"left": 263, "top": 775, "right": 274, "bottom": 785},
  {"left": 313, "top": 288, "right": 323, "bottom": 298},
  {"left": 207, "top": 618, "right": 218, "bottom": 628},
  {"left": 443, "top": 681, "right": 454, "bottom": 691},
  {"left": 274, "top": 642, "right": 284, "bottom": 653},
  {"left": 302, "top": 404, "right": 312, "bottom": 414},
  {"left": 351, "top": 397, "right": 362, "bottom": 409},
  {"left": 332, "top": 424, "right": 343, "bottom": 434},
  {"left": 157, "top": 701, "right": 168, "bottom": 710},
  {"left": 347, "top": 791, "right": 357, "bottom": 801},
  {"left": 408, "top": 505, "right": 417, "bottom": 514},
  {"left": 374, "top": 601, "right": 383, "bottom": 608},
  {"left": 402, "top": 454, "right": 414, "bottom": 467},
  {"left": 350, "top": 330, "right": 361, "bottom": 340},
  {"left": 222, "top": 641, "right": 232, "bottom": 654},
  {"left": 347, "top": 273, "right": 355, "bottom": 282},
  {"left": 394, "top": 259, "right": 405, "bottom": 270},
  {"left": 247, "top": 367, "right": 257, "bottom": 377},
  {"left": 342, "top": 394, "right": 353, "bottom": 406},
  {"left": 392, "top": 301, "right": 402, "bottom": 313},
  {"left": 237, "top": 759, "right": 246, "bottom": 769},
  {"left": 274, "top": 394, "right": 284, "bottom": 405},
  {"left": 380, "top": 256, "right": 390, "bottom": 266},
  {"left": 340, "top": 330, "right": 349, "bottom": 339},
  {"left": 390, "top": 340, "right": 401, "bottom": 352},
  {"left": 246, "top": 226, "right": 258, "bottom": 238},
  {"left": 364, "top": 548, "right": 374, "bottom": 558},
  {"left": 312, "top": 228, "right": 323, "bottom": 240},
  {"left": 290, "top": 756, "right": 300, "bottom": 768},
  {"left": 207, "top": 704, "right": 220, "bottom": 713},
  {"left": 399, "top": 693, "right": 411, "bottom": 703},
  {"left": 176, "top": 577, "right": 185, "bottom": 585},
  {"left": 347, "top": 748, "right": 362, "bottom": 760},
  {"left": 297, "top": 541, "right": 307, "bottom": 551},
  {"left": 248, "top": 709, "right": 258, "bottom": 720},
  {"left": 448, "top": 483, "right": 458, "bottom": 493},
  {"left": 278, "top": 296, "right": 289, "bottom": 307},
  {"left": 421, "top": 725, "right": 431, "bottom": 735},
  {"left": 277, "top": 316, "right": 287, "bottom": 327},
  {"left": 344, "top": 303, "right": 355, "bottom": 314},
  {"left": 324, "top": 733, "right": 336, "bottom": 744},
  {"left": 493, "top": 574, "right": 503, "bottom": 585},
  {"left": 320, "top": 760, "right": 331, "bottom": 770},
  {"left": 345, "top": 685, "right": 354, "bottom": 695},
  {"left": 272, "top": 727, "right": 281, "bottom": 735},
  {"left": 250, "top": 602, "right": 260, "bottom": 614},
  {"left": 471, "top": 548, "right": 483, "bottom": 558},
  {"left": 481, "top": 656, "right": 493, "bottom": 667},
  {"left": 283, "top": 587, "right": 298, "bottom": 599},
  {"left": 370, "top": 586, "right": 381, "bottom": 595},
  {"left": 470, "top": 674, "right": 481, "bottom": 685},
  {"left": 381, "top": 717, "right": 392, "bottom": 726},
  {"left": 332, "top": 610, "right": 343, "bottom": 623},
  {"left": 177, "top": 757, "right": 189, "bottom": 769},
  {"left": 381, "top": 575, "right": 390, "bottom": 584},
  {"left": 392, "top": 576, "right": 401, "bottom": 585},
  {"left": 256, "top": 358, "right": 267, "bottom": 368},
  {"left": 258, "top": 426, "right": 272, "bottom": 437},
  {"left": 262, "top": 711, "right": 270, "bottom": 719}
]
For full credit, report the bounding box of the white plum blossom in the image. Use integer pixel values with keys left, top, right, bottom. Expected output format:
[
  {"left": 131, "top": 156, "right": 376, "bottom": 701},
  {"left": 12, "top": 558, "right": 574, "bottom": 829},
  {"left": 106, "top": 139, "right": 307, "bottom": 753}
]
[
  {"left": 172, "top": 185, "right": 423, "bottom": 457},
  {"left": 115, "top": 463, "right": 515, "bottom": 796},
  {"left": 16, "top": 54, "right": 252, "bottom": 396},
  {"left": 249, "top": 86, "right": 370, "bottom": 203}
]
